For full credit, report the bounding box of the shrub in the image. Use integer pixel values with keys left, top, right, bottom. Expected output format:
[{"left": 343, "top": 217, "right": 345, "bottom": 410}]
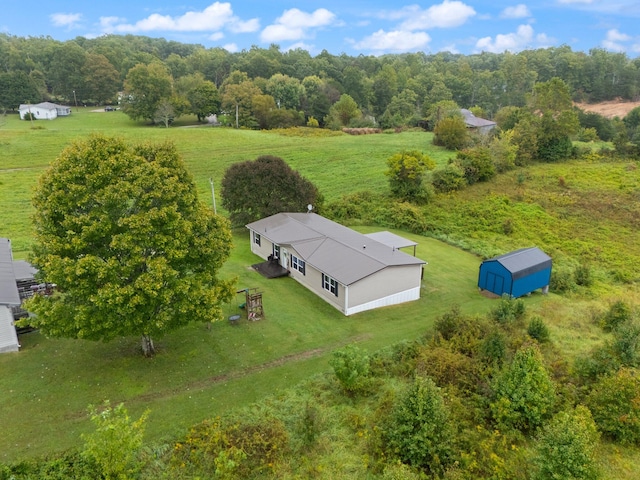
[
  {"left": 430, "top": 162, "right": 467, "bottom": 193},
  {"left": 456, "top": 146, "right": 496, "bottom": 185},
  {"left": 532, "top": 405, "right": 600, "bottom": 480},
  {"left": 81, "top": 401, "right": 149, "bottom": 480},
  {"left": 610, "top": 320, "right": 640, "bottom": 367},
  {"left": 574, "top": 263, "right": 593, "bottom": 287},
  {"left": 434, "top": 305, "right": 465, "bottom": 341},
  {"left": 480, "top": 329, "right": 507, "bottom": 366},
  {"left": 491, "top": 345, "right": 556, "bottom": 433},
  {"left": 550, "top": 267, "right": 576, "bottom": 293},
  {"left": 527, "top": 316, "right": 550, "bottom": 343},
  {"left": 490, "top": 296, "right": 526, "bottom": 325},
  {"left": 306, "top": 116, "right": 319, "bottom": 128},
  {"left": 384, "top": 376, "right": 456, "bottom": 475},
  {"left": 586, "top": 368, "right": 640, "bottom": 445},
  {"left": 601, "top": 300, "right": 632, "bottom": 332},
  {"left": 329, "top": 344, "right": 371, "bottom": 394}
]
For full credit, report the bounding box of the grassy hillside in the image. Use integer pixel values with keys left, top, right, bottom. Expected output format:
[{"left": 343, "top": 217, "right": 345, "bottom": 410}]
[{"left": 1, "top": 109, "right": 639, "bottom": 477}]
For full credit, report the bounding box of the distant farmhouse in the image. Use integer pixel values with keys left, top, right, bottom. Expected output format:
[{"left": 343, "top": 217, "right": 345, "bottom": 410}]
[
  {"left": 460, "top": 109, "right": 496, "bottom": 134},
  {"left": 246, "top": 213, "right": 425, "bottom": 316},
  {"left": 19, "top": 102, "right": 71, "bottom": 120}
]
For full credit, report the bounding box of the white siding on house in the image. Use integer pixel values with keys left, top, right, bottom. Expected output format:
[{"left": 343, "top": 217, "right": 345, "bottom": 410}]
[
  {"left": 0, "top": 306, "right": 19, "bottom": 353},
  {"left": 345, "top": 286, "right": 421, "bottom": 316}
]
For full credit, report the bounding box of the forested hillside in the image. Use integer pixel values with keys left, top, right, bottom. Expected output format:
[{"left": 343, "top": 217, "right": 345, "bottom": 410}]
[{"left": 1, "top": 33, "right": 640, "bottom": 129}]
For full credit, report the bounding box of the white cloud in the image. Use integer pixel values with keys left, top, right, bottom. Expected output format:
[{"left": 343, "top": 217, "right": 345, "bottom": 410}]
[
  {"left": 50, "top": 13, "right": 82, "bottom": 28},
  {"left": 395, "top": 1, "right": 476, "bottom": 31},
  {"left": 209, "top": 32, "right": 225, "bottom": 41},
  {"left": 105, "top": 2, "right": 258, "bottom": 34},
  {"left": 602, "top": 28, "right": 631, "bottom": 51},
  {"left": 354, "top": 29, "right": 431, "bottom": 53},
  {"left": 500, "top": 5, "right": 532, "bottom": 19},
  {"left": 260, "top": 8, "right": 335, "bottom": 43},
  {"left": 222, "top": 43, "right": 238, "bottom": 52},
  {"left": 475, "top": 24, "right": 550, "bottom": 52}
]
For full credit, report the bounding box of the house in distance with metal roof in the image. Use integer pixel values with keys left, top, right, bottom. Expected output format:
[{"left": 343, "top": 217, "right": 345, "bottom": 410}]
[
  {"left": 246, "top": 213, "right": 426, "bottom": 316},
  {"left": 478, "top": 247, "right": 552, "bottom": 298}
]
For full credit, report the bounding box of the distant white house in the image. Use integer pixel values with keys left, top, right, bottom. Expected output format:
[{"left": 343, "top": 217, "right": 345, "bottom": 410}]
[
  {"left": 460, "top": 109, "right": 496, "bottom": 134},
  {"left": 19, "top": 102, "right": 72, "bottom": 120}
]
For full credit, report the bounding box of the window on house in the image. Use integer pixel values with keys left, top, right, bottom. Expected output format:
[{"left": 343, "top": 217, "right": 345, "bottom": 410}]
[
  {"left": 322, "top": 273, "right": 338, "bottom": 297},
  {"left": 253, "top": 232, "right": 261, "bottom": 246},
  {"left": 273, "top": 244, "right": 280, "bottom": 258},
  {"left": 291, "top": 255, "right": 305, "bottom": 275}
]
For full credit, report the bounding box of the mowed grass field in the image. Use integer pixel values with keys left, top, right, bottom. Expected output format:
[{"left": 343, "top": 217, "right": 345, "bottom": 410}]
[
  {"left": 0, "top": 108, "right": 452, "bottom": 258},
  {"left": 0, "top": 109, "right": 488, "bottom": 461}
]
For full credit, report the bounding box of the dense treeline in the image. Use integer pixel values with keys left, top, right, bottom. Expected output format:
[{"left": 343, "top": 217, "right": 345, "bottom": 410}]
[{"left": 1, "top": 33, "right": 639, "bottom": 129}]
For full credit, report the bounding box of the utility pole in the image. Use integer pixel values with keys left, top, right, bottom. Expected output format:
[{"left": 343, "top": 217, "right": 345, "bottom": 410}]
[
  {"left": 209, "top": 178, "right": 217, "bottom": 214},
  {"left": 73, "top": 90, "right": 78, "bottom": 107}
]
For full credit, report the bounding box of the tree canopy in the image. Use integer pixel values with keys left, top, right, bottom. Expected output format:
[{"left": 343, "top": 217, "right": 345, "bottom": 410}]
[
  {"left": 25, "top": 135, "right": 235, "bottom": 356},
  {"left": 221, "top": 155, "right": 323, "bottom": 227}
]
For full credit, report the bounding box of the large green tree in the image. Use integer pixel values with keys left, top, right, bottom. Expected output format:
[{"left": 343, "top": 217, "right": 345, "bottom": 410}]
[
  {"left": 25, "top": 135, "right": 234, "bottom": 356},
  {"left": 121, "top": 62, "right": 173, "bottom": 123},
  {"left": 81, "top": 52, "right": 120, "bottom": 105},
  {"left": 221, "top": 155, "right": 323, "bottom": 226}
]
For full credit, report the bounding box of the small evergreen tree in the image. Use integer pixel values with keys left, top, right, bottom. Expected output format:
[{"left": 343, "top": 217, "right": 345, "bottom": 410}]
[
  {"left": 491, "top": 345, "right": 556, "bottom": 433},
  {"left": 384, "top": 376, "right": 455, "bottom": 475}
]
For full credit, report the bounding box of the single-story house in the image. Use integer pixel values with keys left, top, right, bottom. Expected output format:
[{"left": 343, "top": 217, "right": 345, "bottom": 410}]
[
  {"left": 461, "top": 109, "right": 496, "bottom": 135},
  {"left": 19, "top": 102, "right": 71, "bottom": 120},
  {"left": 246, "top": 213, "right": 426, "bottom": 316},
  {"left": 478, "top": 247, "right": 552, "bottom": 298},
  {"left": 0, "top": 239, "right": 21, "bottom": 353}
]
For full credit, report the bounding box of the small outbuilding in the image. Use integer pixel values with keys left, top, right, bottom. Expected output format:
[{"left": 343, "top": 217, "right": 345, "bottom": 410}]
[
  {"left": 478, "top": 247, "right": 552, "bottom": 298},
  {"left": 0, "top": 239, "right": 21, "bottom": 353}
]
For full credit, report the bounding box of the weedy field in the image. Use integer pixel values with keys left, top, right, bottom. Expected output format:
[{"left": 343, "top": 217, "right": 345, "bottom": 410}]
[{"left": 0, "top": 109, "right": 639, "bottom": 477}]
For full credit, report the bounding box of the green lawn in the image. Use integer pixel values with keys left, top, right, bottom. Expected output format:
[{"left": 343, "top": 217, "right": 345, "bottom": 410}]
[
  {"left": 0, "top": 108, "right": 451, "bottom": 259},
  {"left": 0, "top": 228, "right": 502, "bottom": 461}
]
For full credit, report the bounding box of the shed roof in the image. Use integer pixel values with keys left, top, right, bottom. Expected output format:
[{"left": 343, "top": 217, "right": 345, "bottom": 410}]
[
  {"left": 247, "top": 213, "right": 424, "bottom": 285},
  {"left": 487, "top": 247, "right": 552, "bottom": 280},
  {"left": 0, "top": 239, "right": 21, "bottom": 306}
]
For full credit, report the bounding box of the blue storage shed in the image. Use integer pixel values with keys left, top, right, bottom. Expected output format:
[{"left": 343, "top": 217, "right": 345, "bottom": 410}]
[{"left": 478, "top": 247, "right": 552, "bottom": 298}]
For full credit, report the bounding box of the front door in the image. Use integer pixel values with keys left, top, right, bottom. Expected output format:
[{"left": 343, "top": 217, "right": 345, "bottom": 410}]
[{"left": 281, "top": 248, "right": 289, "bottom": 269}]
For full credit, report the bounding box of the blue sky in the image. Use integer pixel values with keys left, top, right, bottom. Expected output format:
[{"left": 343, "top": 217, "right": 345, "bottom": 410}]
[{"left": 3, "top": 1, "right": 640, "bottom": 57}]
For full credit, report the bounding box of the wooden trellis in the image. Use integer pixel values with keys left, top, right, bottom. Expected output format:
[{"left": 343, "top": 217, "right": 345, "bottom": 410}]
[{"left": 244, "top": 288, "right": 264, "bottom": 321}]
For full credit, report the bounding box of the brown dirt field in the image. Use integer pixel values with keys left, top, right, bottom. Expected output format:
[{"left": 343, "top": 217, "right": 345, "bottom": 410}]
[{"left": 575, "top": 99, "right": 640, "bottom": 119}]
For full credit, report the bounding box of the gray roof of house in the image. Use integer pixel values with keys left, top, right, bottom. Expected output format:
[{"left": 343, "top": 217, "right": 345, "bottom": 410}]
[
  {"left": 18, "top": 102, "right": 67, "bottom": 110},
  {"left": 488, "top": 247, "right": 552, "bottom": 280},
  {"left": 0, "top": 239, "right": 20, "bottom": 306},
  {"left": 13, "top": 260, "right": 37, "bottom": 281},
  {"left": 460, "top": 109, "right": 496, "bottom": 128},
  {"left": 364, "top": 231, "right": 417, "bottom": 250},
  {"left": 247, "top": 213, "right": 424, "bottom": 285}
]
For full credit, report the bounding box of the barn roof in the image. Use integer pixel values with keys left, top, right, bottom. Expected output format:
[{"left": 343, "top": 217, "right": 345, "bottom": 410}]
[
  {"left": 488, "top": 247, "right": 552, "bottom": 280},
  {"left": 460, "top": 109, "right": 496, "bottom": 128},
  {"left": 0, "top": 239, "right": 21, "bottom": 306},
  {"left": 247, "top": 213, "right": 424, "bottom": 285}
]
